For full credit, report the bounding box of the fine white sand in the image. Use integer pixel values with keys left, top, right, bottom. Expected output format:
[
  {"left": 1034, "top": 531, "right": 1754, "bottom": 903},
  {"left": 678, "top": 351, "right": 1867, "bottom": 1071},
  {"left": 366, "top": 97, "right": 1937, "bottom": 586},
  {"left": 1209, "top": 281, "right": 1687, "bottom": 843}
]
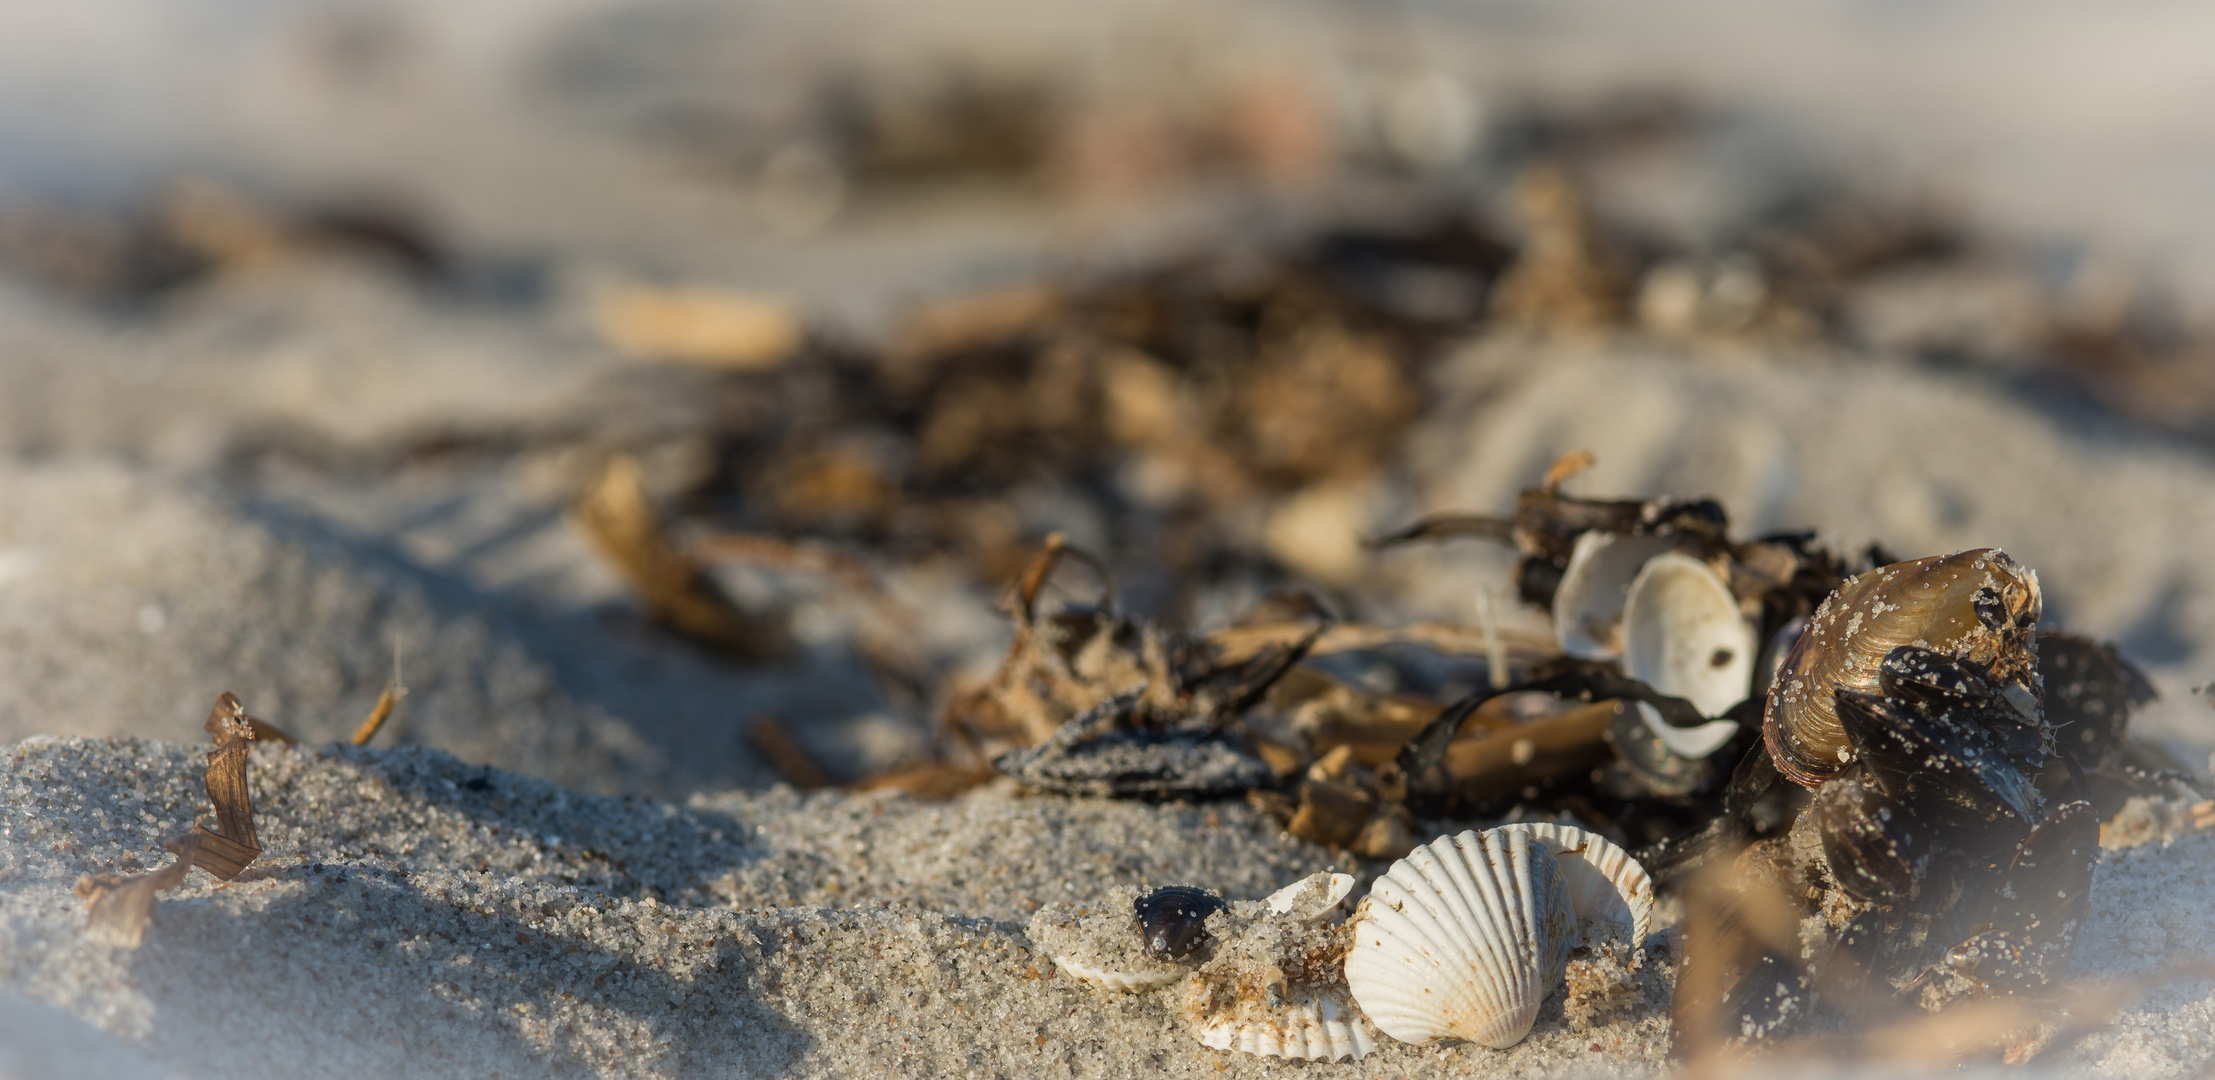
[{"left": 0, "top": 732, "right": 2210, "bottom": 1079}]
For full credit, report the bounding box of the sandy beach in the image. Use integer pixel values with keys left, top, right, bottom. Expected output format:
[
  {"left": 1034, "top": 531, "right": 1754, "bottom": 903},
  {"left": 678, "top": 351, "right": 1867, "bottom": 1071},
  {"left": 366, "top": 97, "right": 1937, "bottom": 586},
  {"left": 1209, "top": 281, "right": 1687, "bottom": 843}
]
[{"left": 5, "top": 1, "right": 2215, "bottom": 1077}]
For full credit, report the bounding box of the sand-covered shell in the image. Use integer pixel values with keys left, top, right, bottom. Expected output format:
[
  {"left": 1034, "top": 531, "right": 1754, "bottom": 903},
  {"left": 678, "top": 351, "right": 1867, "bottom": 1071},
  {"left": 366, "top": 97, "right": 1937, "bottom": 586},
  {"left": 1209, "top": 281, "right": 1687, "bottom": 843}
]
[
  {"left": 1264, "top": 872, "right": 1356, "bottom": 921},
  {"left": 1028, "top": 884, "right": 1205, "bottom": 991},
  {"left": 1185, "top": 895, "right": 1378, "bottom": 1061},
  {"left": 1342, "top": 827, "right": 1578, "bottom": 1049},
  {"left": 1552, "top": 531, "right": 1678, "bottom": 660},
  {"left": 1764, "top": 549, "right": 2041, "bottom": 788}
]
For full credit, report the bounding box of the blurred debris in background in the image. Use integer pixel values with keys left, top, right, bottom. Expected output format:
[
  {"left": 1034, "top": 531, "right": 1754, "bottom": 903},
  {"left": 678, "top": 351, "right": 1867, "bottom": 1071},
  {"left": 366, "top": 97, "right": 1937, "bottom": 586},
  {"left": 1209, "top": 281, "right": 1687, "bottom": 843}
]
[
  {"left": 8, "top": 12, "right": 2215, "bottom": 811},
  {"left": 0, "top": 179, "right": 445, "bottom": 307}
]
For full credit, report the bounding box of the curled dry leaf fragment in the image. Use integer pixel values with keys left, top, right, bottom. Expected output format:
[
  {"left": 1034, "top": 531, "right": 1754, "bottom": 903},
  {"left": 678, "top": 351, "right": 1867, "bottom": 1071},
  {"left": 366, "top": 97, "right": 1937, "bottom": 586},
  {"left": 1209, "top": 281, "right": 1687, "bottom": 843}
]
[
  {"left": 76, "top": 833, "right": 201, "bottom": 949},
  {"left": 203, "top": 688, "right": 295, "bottom": 744},
  {"left": 193, "top": 692, "right": 262, "bottom": 881},
  {"left": 75, "top": 690, "right": 273, "bottom": 948},
  {"left": 572, "top": 455, "right": 784, "bottom": 659}
]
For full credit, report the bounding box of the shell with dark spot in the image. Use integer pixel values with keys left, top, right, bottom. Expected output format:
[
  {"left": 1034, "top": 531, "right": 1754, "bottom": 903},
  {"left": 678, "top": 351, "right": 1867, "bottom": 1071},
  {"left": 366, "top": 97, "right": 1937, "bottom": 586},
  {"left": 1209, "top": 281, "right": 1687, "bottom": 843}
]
[{"left": 1136, "top": 885, "right": 1229, "bottom": 961}]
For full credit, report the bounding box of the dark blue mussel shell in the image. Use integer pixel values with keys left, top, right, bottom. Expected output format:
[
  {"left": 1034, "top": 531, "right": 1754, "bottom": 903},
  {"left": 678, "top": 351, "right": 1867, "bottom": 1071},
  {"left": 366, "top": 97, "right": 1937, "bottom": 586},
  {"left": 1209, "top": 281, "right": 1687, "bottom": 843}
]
[
  {"left": 1133, "top": 885, "right": 1228, "bottom": 960},
  {"left": 1876, "top": 645, "right": 2048, "bottom": 774},
  {"left": 1834, "top": 685, "right": 2042, "bottom": 842}
]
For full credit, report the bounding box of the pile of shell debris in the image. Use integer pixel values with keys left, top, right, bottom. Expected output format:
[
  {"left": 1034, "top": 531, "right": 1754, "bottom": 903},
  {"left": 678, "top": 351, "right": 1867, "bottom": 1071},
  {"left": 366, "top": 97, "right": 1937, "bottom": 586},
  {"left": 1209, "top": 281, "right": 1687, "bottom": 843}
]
[{"left": 967, "top": 453, "right": 2213, "bottom": 1065}]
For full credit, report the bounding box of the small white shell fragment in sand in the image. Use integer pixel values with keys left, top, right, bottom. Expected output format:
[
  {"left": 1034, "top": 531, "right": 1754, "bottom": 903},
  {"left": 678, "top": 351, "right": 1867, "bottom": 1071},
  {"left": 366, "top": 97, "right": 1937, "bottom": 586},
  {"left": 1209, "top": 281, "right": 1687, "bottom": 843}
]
[
  {"left": 1185, "top": 901, "right": 1378, "bottom": 1061},
  {"left": 1026, "top": 885, "right": 1196, "bottom": 992},
  {"left": 1263, "top": 872, "right": 1355, "bottom": 920},
  {"left": 1192, "top": 982, "right": 1377, "bottom": 1062},
  {"left": 1620, "top": 552, "right": 1754, "bottom": 750},
  {"left": 1553, "top": 530, "right": 1677, "bottom": 660},
  {"left": 1343, "top": 826, "right": 1578, "bottom": 1049}
]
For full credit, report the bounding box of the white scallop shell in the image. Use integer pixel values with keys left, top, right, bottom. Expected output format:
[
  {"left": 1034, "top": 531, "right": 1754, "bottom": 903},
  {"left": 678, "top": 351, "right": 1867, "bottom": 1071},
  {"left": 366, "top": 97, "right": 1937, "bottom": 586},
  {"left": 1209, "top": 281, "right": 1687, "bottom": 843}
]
[
  {"left": 1553, "top": 531, "right": 1677, "bottom": 660},
  {"left": 1509, "top": 822, "right": 1653, "bottom": 951},
  {"left": 1264, "top": 872, "right": 1356, "bottom": 921},
  {"left": 1342, "top": 827, "right": 1577, "bottom": 1049}
]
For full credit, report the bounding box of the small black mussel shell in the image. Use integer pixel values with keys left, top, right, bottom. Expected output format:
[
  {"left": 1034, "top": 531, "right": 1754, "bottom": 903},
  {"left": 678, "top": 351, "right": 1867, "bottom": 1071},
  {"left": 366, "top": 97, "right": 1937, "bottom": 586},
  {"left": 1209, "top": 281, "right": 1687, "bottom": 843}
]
[
  {"left": 1812, "top": 774, "right": 1927, "bottom": 905},
  {"left": 1835, "top": 688, "right": 2042, "bottom": 847},
  {"left": 2039, "top": 633, "right": 2155, "bottom": 770},
  {"left": 1985, "top": 799, "right": 2100, "bottom": 949},
  {"left": 1877, "top": 646, "right": 2047, "bottom": 773},
  {"left": 1134, "top": 885, "right": 1228, "bottom": 961}
]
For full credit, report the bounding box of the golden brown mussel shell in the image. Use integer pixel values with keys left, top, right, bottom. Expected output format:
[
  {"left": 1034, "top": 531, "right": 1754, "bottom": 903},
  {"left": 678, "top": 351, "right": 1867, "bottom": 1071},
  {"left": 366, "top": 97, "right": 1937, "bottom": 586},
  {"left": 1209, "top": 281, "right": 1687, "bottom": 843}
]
[{"left": 1763, "top": 549, "right": 2041, "bottom": 788}]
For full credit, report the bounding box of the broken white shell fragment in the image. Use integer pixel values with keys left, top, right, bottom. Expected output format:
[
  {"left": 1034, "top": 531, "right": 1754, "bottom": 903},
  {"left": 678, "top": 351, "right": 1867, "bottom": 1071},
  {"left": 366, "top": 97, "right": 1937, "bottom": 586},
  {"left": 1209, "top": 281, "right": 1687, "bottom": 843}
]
[
  {"left": 1553, "top": 531, "right": 1678, "bottom": 660},
  {"left": 1192, "top": 982, "right": 1378, "bottom": 1062},
  {"left": 1621, "top": 552, "right": 1754, "bottom": 717},
  {"left": 1027, "top": 885, "right": 1197, "bottom": 992},
  {"left": 1634, "top": 701, "right": 1739, "bottom": 760},
  {"left": 1186, "top": 899, "right": 1378, "bottom": 1061},
  {"left": 1621, "top": 551, "right": 1751, "bottom": 755},
  {"left": 1263, "top": 872, "right": 1356, "bottom": 920},
  {"left": 1342, "top": 827, "right": 1578, "bottom": 1049}
]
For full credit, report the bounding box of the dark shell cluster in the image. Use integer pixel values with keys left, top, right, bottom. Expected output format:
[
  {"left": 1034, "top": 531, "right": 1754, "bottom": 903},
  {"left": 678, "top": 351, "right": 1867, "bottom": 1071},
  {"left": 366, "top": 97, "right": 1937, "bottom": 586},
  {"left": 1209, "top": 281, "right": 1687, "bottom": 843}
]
[
  {"left": 962, "top": 465, "right": 2206, "bottom": 1060},
  {"left": 1675, "top": 547, "right": 2187, "bottom": 1054}
]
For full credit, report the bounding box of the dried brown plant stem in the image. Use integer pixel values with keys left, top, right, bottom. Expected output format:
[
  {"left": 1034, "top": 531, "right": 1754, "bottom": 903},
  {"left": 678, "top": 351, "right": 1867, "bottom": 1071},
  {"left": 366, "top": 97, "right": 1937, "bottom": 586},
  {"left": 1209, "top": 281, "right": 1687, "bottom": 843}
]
[
  {"left": 350, "top": 687, "right": 403, "bottom": 747},
  {"left": 350, "top": 642, "right": 408, "bottom": 746},
  {"left": 1542, "top": 448, "right": 1598, "bottom": 492},
  {"left": 846, "top": 760, "right": 999, "bottom": 800}
]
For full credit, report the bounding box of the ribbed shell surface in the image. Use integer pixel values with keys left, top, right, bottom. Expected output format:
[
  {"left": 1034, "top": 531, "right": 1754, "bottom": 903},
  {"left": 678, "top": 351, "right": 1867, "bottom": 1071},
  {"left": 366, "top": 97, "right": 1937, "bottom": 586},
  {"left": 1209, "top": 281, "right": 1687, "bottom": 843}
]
[
  {"left": 1193, "top": 990, "right": 1379, "bottom": 1062},
  {"left": 1342, "top": 828, "right": 1576, "bottom": 1049},
  {"left": 1510, "top": 823, "right": 1653, "bottom": 950}
]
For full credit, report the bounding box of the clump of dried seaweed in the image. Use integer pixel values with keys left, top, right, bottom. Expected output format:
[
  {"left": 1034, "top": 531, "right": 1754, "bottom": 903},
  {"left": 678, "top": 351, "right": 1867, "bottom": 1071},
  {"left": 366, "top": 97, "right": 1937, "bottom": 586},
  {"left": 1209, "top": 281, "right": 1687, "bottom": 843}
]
[{"left": 948, "top": 534, "right": 1326, "bottom": 800}]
